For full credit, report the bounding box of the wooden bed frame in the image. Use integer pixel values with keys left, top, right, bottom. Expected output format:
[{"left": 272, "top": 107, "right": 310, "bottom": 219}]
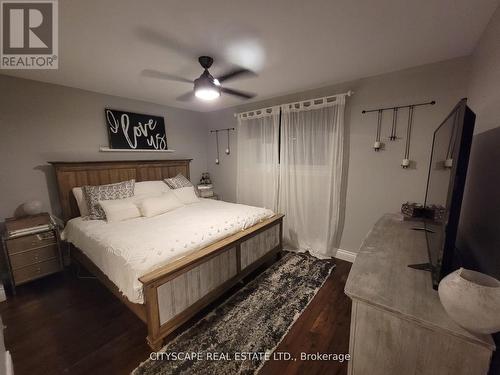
[{"left": 50, "top": 160, "right": 284, "bottom": 350}]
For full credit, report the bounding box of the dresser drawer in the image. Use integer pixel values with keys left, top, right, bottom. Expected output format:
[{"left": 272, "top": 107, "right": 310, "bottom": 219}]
[
  {"left": 13, "top": 258, "right": 61, "bottom": 285},
  {"left": 6, "top": 232, "right": 56, "bottom": 254},
  {"left": 9, "top": 244, "right": 59, "bottom": 270}
]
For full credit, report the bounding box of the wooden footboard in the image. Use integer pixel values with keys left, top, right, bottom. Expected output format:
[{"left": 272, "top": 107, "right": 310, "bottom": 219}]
[{"left": 139, "top": 214, "right": 284, "bottom": 350}]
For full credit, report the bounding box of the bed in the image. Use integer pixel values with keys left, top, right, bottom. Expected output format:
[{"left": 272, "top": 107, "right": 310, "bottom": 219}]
[{"left": 50, "top": 160, "right": 284, "bottom": 350}]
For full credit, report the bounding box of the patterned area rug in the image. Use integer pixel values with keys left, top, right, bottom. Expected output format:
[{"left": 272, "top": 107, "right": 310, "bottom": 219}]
[{"left": 133, "top": 252, "right": 335, "bottom": 375}]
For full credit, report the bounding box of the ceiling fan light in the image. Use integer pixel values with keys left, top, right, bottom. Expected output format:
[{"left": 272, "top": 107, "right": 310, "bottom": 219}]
[{"left": 195, "top": 87, "right": 220, "bottom": 101}]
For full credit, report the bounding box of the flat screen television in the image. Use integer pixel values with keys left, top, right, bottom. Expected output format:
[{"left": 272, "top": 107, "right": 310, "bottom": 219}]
[{"left": 423, "top": 98, "right": 475, "bottom": 289}]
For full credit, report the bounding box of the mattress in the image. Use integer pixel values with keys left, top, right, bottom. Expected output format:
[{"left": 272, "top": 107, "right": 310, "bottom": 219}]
[{"left": 62, "top": 199, "right": 274, "bottom": 304}]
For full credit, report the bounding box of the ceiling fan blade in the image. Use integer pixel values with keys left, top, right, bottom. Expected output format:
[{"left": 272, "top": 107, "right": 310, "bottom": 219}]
[
  {"left": 136, "top": 27, "right": 197, "bottom": 60},
  {"left": 221, "top": 87, "right": 256, "bottom": 99},
  {"left": 217, "top": 68, "right": 256, "bottom": 83},
  {"left": 176, "top": 91, "right": 195, "bottom": 102},
  {"left": 135, "top": 27, "right": 223, "bottom": 63},
  {"left": 142, "top": 69, "right": 192, "bottom": 84}
]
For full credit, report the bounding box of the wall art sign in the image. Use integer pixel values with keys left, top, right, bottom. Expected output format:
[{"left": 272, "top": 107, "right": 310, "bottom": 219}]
[{"left": 105, "top": 108, "right": 168, "bottom": 150}]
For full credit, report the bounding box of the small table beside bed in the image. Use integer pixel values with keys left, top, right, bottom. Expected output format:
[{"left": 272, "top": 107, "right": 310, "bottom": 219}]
[{"left": 50, "top": 159, "right": 284, "bottom": 351}]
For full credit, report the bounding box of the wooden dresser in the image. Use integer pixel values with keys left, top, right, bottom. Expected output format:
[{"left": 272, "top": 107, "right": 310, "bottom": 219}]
[
  {"left": 2, "top": 213, "right": 63, "bottom": 293},
  {"left": 345, "top": 214, "right": 495, "bottom": 375}
]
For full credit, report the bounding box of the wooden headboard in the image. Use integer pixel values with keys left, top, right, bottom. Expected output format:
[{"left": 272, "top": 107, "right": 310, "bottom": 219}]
[{"left": 49, "top": 159, "right": 192, "bottom": 221}]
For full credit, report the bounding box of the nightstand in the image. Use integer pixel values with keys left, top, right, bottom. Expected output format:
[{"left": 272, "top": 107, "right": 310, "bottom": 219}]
[{"left": 1, "top": 213, "right": 63, "bottom": 294}]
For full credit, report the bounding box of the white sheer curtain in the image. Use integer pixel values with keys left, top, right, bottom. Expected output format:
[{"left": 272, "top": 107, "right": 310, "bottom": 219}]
[
  {"left": 236, "top": 107, "right": 280, "bottom": 211},
  {"left": 279, "top": 96, "right": 345, "bottom": 258}
]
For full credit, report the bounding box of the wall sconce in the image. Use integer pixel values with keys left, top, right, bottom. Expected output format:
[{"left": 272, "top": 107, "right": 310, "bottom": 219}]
[
  {"left": 225, "top": 129, "right": 231, "bottom": 155},
  {"left": 210, "top": 128, "right": 235, "bottom": 165},
  {"left": 401, "top": 105, "right": 414, "bottom": 169},
  {"left": 389, "top": 108, "right": 398, "bottom": 141},
  {"left": 215, "top": 130, "right": 220, "bottom": 165},
  {"left": 373, "top": 110, "right": 383, "bottom": 151}
]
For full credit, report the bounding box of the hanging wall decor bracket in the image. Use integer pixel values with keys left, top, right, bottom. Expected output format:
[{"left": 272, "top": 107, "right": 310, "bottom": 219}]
[
  {"left": 210, "top": 128, "right": 235, "bottom": 165},
  {"left": 209, "top": 128, "right": 236, "bottom": 133},
  {"left": 362, "top": 100, "right": 436, "bottom": 167},
  {"left": 361, "top": 100, "right": 435, "bottom": 114}
]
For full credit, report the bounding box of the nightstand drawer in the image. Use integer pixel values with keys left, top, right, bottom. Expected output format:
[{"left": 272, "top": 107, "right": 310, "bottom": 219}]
[
  {"left": 9, "top": 245, "right": 59, "bottom": 269},
  {"left": 13, "top": 258, "right": 61, "bottom": 285},
  {"left": 6, "top": 232, "right": 56, "bottom": 254}
]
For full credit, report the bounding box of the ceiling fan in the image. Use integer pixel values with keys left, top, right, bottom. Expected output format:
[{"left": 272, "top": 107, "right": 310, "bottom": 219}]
[{"left": 143, "top": 56, "right": 256, "bottom": 102}]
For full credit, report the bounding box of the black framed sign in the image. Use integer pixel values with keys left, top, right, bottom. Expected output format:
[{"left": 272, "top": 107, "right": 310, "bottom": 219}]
[{"left": 104, "top": 109, "right": 168, "bottom": 150}]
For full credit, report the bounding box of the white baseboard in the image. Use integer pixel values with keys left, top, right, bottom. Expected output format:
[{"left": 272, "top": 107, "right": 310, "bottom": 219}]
[
  {"left": 0, "top": 284, "right": 5, "bottom": 303},
  {"left": 335, "top": 249, "right": 357, "bottom": 263}
]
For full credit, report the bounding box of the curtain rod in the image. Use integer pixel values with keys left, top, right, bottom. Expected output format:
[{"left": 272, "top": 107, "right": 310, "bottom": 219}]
[{"left": 234, "top": 90, "right": 354, "bottom": 118}]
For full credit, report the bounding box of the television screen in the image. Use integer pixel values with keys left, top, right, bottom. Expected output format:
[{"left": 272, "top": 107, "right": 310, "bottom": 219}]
[{"left": 424, "top": 99, "right": 475, "bottom": 289}]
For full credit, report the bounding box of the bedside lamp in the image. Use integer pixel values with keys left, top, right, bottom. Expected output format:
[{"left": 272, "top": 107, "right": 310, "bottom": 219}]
[{"left": 22, "top": 200, "right": 43, "bottom": 216}]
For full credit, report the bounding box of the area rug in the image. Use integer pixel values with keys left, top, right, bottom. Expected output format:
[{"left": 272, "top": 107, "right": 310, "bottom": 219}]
[{"left": 133, "top": 251, "right": 335, "bottom": 375}]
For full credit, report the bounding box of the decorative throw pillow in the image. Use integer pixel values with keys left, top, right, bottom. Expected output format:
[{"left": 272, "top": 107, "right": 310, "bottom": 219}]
[
  {"left": 82, "top": 180, "right": 135, "bottom": 220},
  {"left": 72, "top": 187, "right": 90, "bottom": 217},
  {"left": 138, "top": 191, "right": 184, "bottom": 218},
  {"left": 99, "top": 198, "right": 142, "bottom": 223},
  {"left": 134, "top": 180, "right": 171, "bottom": 197},
  {"left": 164, "top": 173, "right": 199, "bottom": 197},
  {"left": 172, "top": 186, "right": 200, "bottom": 205}
]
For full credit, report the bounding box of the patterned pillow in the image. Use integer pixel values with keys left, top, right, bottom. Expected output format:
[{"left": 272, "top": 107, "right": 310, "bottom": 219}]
[
  {"left": 82, "top": 180, "right": 135, "bottom": 220},
  {"left": 164, "top": 174, "right": 200, "bottom": 197},
  {"left": 164, "top": 174, "right": 193, "bottom": 189}
]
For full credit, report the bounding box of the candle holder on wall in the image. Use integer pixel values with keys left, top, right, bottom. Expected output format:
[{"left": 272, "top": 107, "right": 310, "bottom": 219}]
[
  {"left": 401, "top": 105, "right": 414, "bottom": 169},
  {"left": 215, "top": 131, "right": 220, "bottom": 165},
  {"left": 225, "top": 129, "right": 231, "bottom": 155},
  {"left": 373, "top": 110, "right": 383, "bottom": 151},
  {"left": 389, "top": 108, "right": 398, "bottom": 141},
  {"left": 210, "top": 128, "right": 235, "bottom": 165}
]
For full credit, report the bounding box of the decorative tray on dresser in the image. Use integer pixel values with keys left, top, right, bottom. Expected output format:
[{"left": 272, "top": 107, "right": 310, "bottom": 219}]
[{"left": 2, "top": 213, "right": 63, "bottom": 294}]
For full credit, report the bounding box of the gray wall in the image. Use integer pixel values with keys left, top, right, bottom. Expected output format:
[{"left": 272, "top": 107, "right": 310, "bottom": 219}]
[
  {"left": 467, "top": 3, "right": 500, "bottom": 136},
  {"left": 205, "top": 57, "right": 470, "bottom": 254},
  {"left": 0, "top": 74, "right": 208, "bottom": 221}
]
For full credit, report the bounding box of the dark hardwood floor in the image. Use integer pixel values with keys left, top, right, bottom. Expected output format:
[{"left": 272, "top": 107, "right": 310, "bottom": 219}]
[{"left": 0, "top": 259, "right": 352, "bottom": 375}]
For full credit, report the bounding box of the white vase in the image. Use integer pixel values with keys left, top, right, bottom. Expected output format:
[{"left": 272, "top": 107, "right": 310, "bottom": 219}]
[
  {"left": 22, "top": 200, "right": 43, "bottom": 216},
  {"left": 438, "top": 268, "right": 500, "bottom": 334}
]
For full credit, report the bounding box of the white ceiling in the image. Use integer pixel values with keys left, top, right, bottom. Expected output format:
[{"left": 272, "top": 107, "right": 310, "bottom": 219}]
[{"left": 3, "top": 0, "right": 499, "bottom": 112}]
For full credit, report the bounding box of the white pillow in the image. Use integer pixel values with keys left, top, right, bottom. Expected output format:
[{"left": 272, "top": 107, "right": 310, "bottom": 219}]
[
  {"left": 138, "top": 191, "right": 184, "bottom": 218},
  {"left": 72, "top": 187, "right": 89, "bottom": 217},
  {"left": 99, "top": 198, "right": 142, "bottom": 223},
  {"left": 134, "top": 181, "right": 171, "bottom": 197},
  {"left": 172, "top": 186, "right": 200, "bottom": 205}
]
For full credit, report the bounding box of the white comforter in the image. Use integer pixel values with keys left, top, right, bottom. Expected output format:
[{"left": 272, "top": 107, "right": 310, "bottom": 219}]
[{"left": 62, "top": 199, "right": 274, "bottom": 304}]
